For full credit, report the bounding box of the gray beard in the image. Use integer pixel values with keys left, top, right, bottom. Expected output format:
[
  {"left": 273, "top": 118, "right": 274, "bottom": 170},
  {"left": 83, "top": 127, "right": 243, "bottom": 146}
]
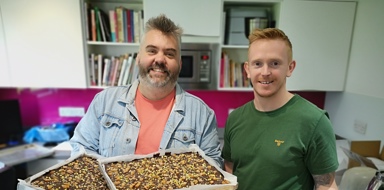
[{"left": 138, "top": 65, "right": 178, "bottom": 88}]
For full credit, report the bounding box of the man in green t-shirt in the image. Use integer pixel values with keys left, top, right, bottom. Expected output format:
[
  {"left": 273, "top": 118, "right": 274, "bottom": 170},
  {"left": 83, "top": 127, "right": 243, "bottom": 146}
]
[{"left": 221, "top": 28, "right": 339, "bottom": 190}]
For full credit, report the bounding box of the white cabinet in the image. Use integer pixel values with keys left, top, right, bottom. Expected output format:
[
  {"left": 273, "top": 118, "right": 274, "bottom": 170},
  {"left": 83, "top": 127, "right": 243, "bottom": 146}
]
[
  {"left": 219, "top": 0, "right": 356, "bottom": 92},
  {"left": 0, "top": 0, "right": 357, "bottom": 90},
  {"left": 143, "top": 0, "right": 223, "bottom": 43},
  {"left": 1, "top": 0, "right": 87, "bottom": 88},
  {"left": 0, "top": 8, "right": 11, "bottom": 87},
  {"left": 278, "top": 1, "right": 356, "bottom": 91}
]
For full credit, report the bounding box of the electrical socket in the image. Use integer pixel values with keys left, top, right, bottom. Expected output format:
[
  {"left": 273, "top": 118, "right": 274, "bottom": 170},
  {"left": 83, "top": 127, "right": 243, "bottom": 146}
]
[
  {"left": 354, "top": 120, "right": 367, "bottom": 135},
  {"left": 59, "top": 107, "right": 85, "bottom": 117}
]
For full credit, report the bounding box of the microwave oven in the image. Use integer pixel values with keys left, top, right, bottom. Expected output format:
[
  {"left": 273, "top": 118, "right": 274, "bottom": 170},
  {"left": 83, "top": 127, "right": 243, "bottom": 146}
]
[{"left": 178, "top": 50, "right": 216, "bottom": 90}]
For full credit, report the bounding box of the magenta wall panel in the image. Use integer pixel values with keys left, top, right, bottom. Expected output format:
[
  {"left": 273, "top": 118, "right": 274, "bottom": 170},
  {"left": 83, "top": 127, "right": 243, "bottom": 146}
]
[
  {"left": 188, "top": 91, "right": 253, "bottom": 127},
  {"left": 188, "top": 90, "right": 325, "bottom": 127},
  {"left": 0, "top": 88, "right": 325, "bottom": 128}
]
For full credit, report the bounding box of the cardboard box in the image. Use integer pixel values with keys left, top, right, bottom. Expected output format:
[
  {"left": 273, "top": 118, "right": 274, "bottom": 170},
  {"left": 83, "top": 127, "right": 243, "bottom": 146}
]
[{"left": 344, "top": 140, "right": 384, "bottom": 170}]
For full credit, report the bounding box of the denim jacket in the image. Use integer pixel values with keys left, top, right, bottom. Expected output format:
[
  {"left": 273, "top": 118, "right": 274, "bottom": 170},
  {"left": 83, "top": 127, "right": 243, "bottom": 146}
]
[{"left": 70, "top": 80, "right": 223, "bottom": 168}]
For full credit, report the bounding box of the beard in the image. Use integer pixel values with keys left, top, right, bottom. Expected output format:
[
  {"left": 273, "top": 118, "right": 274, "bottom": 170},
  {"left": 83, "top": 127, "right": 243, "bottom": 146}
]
[{"left": 138, "top": 62, "right": 179, "bottom": 88}]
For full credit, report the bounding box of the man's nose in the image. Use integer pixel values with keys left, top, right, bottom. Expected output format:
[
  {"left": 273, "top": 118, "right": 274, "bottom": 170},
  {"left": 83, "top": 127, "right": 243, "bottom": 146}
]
[
  {"left": 261, "top": 65, "right": 271, "bottom": 75},
  {"left": 154, "top": 52, "right": 166, "bottom": 63}
]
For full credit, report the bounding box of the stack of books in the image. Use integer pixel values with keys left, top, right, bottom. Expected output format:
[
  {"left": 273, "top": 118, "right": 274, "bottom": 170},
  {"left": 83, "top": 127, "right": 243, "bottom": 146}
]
[
  {"left": 84, "top": 3, "right": 144, "bottom": 43},
  {"left": 88, "top": 53, "right": 139, "bottom": 87}
]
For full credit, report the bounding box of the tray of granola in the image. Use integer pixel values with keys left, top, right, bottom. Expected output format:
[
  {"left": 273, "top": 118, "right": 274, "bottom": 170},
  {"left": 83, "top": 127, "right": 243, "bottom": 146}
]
[
  {"left": 99, "top": 144, "right": 238, "bottom": 190},
  {"left": 17, "top": 148, "right": 109, "bottom": 190}
]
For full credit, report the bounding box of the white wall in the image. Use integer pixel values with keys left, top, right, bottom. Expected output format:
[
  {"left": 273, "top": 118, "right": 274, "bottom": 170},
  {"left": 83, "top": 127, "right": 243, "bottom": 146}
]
[{"left": 325, "top": 0, "right": 384, "bottom": 144}]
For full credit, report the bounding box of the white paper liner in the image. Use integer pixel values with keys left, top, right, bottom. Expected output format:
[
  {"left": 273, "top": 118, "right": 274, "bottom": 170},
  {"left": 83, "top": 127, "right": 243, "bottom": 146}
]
[
  {"left": 99, "top": 144, "right": 238, "bottom": 190},
  {"left": 17, "top": 146, "right": 105, "bottom": 190}
]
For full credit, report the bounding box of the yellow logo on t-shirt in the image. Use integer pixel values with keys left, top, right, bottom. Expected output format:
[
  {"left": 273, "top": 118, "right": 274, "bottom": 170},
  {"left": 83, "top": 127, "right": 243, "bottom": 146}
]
[{"left": 275, "top": 139, "right": 284, "bottom": 146}]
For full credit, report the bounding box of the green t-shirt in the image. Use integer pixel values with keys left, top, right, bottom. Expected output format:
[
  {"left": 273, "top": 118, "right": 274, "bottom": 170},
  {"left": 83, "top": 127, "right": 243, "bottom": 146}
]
[{"left": 222, "top": 95, "right": 339, "bottom": 190}]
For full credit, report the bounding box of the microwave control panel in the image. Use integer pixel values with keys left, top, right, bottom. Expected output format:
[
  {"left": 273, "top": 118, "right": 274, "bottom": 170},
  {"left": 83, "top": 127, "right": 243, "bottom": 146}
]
[{"left": 199, "top": 52, "right": 211, "bottom": 82}]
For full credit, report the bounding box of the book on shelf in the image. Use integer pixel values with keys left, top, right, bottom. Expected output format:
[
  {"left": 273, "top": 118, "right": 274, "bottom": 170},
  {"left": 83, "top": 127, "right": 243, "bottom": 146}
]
[
  {"left": 234, "top": 62, "right": 242, "bottom": 87},
  {"left": 94, "top": 7, "right": 102, "bottom": 41},
  {"left": 84, "top": 2, "right": 91, "bottom": 40},
  {"left": 97, "top": 54, "right": 103, "bottom": 86},
  {"left": 129, "top": 53, "right": 139, "bottom": 83},
  {"left": 114, "top": 56, "right": 125, "bottom": 86},
  {"left": 108, "top": 56, "right": 116, "bottom": 86},
  {"left": 97, "top": 8, "right": 106, "bottom": 42},
  {"left": 229, "top": 60, "right": 235, "bottom": 87},
  {"left": 138, "top": 10, "right": 144, "bottom": 43},
  {"left": 93, "top": 55, "right": 98, "bottom": 85},
  {"left": 98, "top": 8, "right": 112, "bottom": 42},
  {"left": 111, "top": 58, "right": 122, "bottom": 86},
  {"left": 90, "top": 9, "right": 96, "bottom": 41},
  {"left": 224, "top": 53, "right": 230, "bottom": 87},
  {"left": 88, "top": 54, "right": 93, "bottom": 85},
  {"left": 248, "top": 17, "right": 269, "bottom": 35},
  {"left": 133, "top": 11, "right": 140, "bottom": 43},
  {"left": 89, "top": 53, "right": 96, "bottom": 86},
  {"left": 109, "top": 10, "right": 117, "bottom": 42},
  {"left": 115, "top": 7, "right": 125, "bottom": 43},
  {"left": 219, "top": 52, "right": 225, "bottom": 88},
  {"left": 130, "top": 10, "right": 135, "bottom": 43},
  {"left": 122, "top": 9, "right": 128, "bottom": 43},
  {"left": 122, "top": 55, "right": 133, "bottom": 85},
  {"left": 117, "top": 54, "right": 129, "bottom": 86},
  {"left": 126, "top": 9, "right": 132, "bottom": 43},
  {"left": 102, "top": 58, "right": 111, "bottom": 86},
  {"left": 126, "top": 53, "right": 138, "bottom": 84}
]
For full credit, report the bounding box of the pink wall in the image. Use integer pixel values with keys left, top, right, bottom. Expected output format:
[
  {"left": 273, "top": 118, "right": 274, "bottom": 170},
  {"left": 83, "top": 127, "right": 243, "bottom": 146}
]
[{"left": 0, "top": 88, "right": 325, "bottom": 128}]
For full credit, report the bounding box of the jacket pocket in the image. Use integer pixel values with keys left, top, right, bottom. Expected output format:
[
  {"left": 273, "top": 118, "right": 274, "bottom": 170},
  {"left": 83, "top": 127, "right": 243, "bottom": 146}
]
[
  {"left": 100, "top": 114, "right": 124, "bottom": 129},
  {"left": 99, "top": 114, "right": 124, "bottom": 156},
  {"left": 169, "top": 129, "right": 196, "bottom": 148}
]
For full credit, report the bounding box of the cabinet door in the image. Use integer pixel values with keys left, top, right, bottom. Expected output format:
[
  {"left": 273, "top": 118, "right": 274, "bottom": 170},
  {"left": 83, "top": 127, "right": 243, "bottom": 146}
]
[
  {"left": 1, "top": 0, "right": 87, "bottom": 88},
  {"left": 0, "top": 8, "right": 11, "bottom": 87},
  {"left": 279, "top": 1, "right": 356, "bottom": 91},
  {"left": 143, "top": 0, "right": 223, "bottom": 43}
]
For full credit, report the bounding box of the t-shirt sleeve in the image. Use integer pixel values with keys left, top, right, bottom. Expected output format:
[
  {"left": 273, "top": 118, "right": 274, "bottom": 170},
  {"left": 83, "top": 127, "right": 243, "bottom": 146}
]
[{"left": 305, "top": 113, "right": 339, "bottom": 175}]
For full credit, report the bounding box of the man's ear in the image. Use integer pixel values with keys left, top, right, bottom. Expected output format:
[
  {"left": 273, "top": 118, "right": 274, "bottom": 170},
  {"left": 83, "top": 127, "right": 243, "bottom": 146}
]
[
  {"left": 179, "top": 57, "right": 182, "bottom": 72},
  {"left": 286, "top": 60, "right": 296, "bottom": 77},
  {"left": 244, "top": 61, "right": 250, "bottom": 78},
  {"left": 136, "top": 52, "right": 140, "bottom": 64}
]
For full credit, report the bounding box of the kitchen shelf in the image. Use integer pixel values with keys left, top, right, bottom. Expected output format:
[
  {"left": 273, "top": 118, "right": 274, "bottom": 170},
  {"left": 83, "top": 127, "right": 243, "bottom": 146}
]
[
  {"left": 87, "top": 41, "right": 140, "bottom": 46},
  {"left": 221, "top": 45, "right": 248, "bottom": 49}
]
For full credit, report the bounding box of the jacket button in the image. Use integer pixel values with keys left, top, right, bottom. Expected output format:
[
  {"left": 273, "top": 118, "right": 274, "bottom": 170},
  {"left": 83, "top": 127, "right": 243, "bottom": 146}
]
[
  {"left": 126, "top": 138, "right": 131, "bottom": 143},
  {"left": 105, "top": 121, "right": 111, "bottom": 126},
  {"left": 183, "top": 134, "right": 188, "bottom": 141}
]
